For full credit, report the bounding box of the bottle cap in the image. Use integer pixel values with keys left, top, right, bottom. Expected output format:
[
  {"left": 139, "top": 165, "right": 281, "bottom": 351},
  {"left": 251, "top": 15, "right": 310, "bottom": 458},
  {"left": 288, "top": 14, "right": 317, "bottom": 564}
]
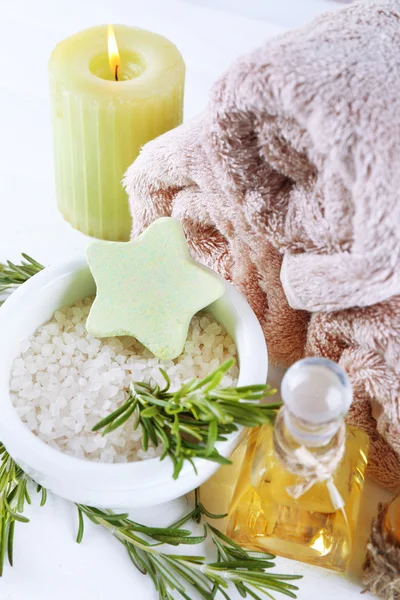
[{"left": 281, "top": 357, "right": 352, "bottom": 446}]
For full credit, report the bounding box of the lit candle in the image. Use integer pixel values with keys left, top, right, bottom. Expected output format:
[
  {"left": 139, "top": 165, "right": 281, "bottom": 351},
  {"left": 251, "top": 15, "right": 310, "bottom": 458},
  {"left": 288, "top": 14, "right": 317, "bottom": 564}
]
[{"left": 49, "top": 25, "right": 185, "bottom": 241}]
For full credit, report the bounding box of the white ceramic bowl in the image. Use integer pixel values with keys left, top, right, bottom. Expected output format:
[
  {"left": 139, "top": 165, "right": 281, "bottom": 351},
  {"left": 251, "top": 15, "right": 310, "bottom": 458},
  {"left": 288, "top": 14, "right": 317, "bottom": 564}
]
[{"left": 0, "top": 255, "right": 268, "bottom": 508}]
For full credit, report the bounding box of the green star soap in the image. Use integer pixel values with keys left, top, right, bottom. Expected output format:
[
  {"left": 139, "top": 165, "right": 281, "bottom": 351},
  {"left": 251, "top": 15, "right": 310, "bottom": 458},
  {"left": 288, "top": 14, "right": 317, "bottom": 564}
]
[{"left": 86, "top": 217, "right": 225, "bottom": 360}]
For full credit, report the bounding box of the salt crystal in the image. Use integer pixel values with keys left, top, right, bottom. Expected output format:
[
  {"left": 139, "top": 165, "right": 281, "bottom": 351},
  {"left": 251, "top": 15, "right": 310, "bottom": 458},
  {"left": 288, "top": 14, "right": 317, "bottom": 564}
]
[
  {"left": 39, "top": 331, "right": 51, "bottom": 343},
  {"left": 108, "top": 338, "right": 124, "bottom": 352},
  {"left": 130, "top": 369, "right": 144, "bottom": 381},
  {"left": 88, "top": 381, "right": 102, "bottom": 393},
  {"left": 102, "top": 385, "right": 119, "bottom": 399},
  {"left": 115, "top": 355, "right": 127, "bottom": 365},
  {"left": 25, "top": 417, "right": 38, "bottom": 431},
  {"left": 63, "top": 332, "right": 75, "bottom": 345},
  {"left": 213, "top": 343, "right": 224, "bottom": 358},
  {"left": 61, "top": 375, "right": 74, "bottom": 388},
  {"left": 53, "top": 337, "right": 63, "bottom": 348},
  {"left": 231, "top": 366, "right": 240, "bottom": 379},
  {"left": 62, "top": 416, "right": 76, "bottom": 429},
  {"left": 39, "top": 421, "right": 53, "bottom": 436},
  {"left": 58, "top": 356, "right": 71, "bottom": 368},
  {"left": 56, "top": 397, "right": 67, "bottom": 409},
  {"left": 60, "top": 388, "right": 74, "bottom": 401},
  {"left": 76, "top": 339, "right": 89, "bottom": 354},
  {"left": 54, "top": 311, "right": 67, "bottom": 325},
  {"left": 209, "top": 358, "right": 220, "bottom": 371},
  {"left": 19, "top": 340, "right": 31, "bottom": 353},
  {"left": 41, "top": 344, "right": 54, "bottom": 357},
  {"left": 205, "top": 323, "right": 222, "bottom": 335},
  {"left": 12, "top": 367, "right": 27, "bottom": 378},
  {"left": 16, "top": 406, "right": 32, "bottom": 418},
  {"left": 50, "top": 403, "right": 60, "bottom": 417},
  {"left": 75, "top": 323, "right": 85, "bottom": 335},
  {"left": 35, "top": 356, "right": 47, "bottom": 370},
  {"left": 46, "top": 323, "right": 60, "bottom": 336},
  {"left": 10, "top": 378, "right": 26, "bottom": 392},
  {"left": 13, "top": 358, "right": 25, "bottom": 370},
  {"left": 223, "top": 335, "right": 234, "bottom": 348},
  {"left": 104, "top": 368, "right": 125, "bottom": 382},
  {"left": 200, "top": 317, "right": 211, "bottom": 330}
]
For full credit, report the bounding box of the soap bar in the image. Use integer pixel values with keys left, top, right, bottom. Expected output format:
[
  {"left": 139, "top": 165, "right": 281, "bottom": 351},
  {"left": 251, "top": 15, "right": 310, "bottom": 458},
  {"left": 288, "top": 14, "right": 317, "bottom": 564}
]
[{"left": 86, "top": 217, "right": 225, "bottom": 359}]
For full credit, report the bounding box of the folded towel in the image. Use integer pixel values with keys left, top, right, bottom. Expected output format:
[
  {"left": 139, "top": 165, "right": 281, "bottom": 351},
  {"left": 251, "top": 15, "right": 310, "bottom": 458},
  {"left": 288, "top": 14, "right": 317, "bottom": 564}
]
[{"left": 125, "top": 0, "right": 400, "bottom": 489}]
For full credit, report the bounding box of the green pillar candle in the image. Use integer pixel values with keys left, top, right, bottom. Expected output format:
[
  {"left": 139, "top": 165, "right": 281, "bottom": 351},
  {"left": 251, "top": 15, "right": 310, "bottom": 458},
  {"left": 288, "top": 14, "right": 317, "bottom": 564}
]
[{"left": 49, "top": 25, "right": 185, "bottom": 241}]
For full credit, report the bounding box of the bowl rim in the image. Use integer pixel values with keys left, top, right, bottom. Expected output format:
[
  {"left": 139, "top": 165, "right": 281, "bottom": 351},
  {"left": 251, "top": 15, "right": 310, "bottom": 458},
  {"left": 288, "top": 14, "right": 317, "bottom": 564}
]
[{"left": 0, "top": 254, "right": 268, "bottom": 491}]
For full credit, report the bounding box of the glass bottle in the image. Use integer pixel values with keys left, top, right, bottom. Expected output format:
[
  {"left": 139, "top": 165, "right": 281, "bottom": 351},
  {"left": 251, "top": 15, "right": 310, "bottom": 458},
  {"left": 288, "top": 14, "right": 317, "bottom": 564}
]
[
  {"left": 384, "top": 495, "right": 400, "bottom": 544},
  {"left": 226, "top": 357, "right": 369, "bottom": 572}
]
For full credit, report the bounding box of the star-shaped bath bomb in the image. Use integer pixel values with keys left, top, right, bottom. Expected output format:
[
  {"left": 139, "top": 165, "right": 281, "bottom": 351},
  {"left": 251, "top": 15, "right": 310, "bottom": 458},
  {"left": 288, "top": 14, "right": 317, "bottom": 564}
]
[{"left": 86, "top": 218, "right": 225, "bottom": 360}]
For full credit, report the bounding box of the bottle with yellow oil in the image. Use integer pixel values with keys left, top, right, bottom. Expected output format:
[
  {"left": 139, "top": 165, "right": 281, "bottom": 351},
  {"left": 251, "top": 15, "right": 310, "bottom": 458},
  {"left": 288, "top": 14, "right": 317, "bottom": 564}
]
[{"left": 227, "top": 357, "right": 369, "bottom": 572}]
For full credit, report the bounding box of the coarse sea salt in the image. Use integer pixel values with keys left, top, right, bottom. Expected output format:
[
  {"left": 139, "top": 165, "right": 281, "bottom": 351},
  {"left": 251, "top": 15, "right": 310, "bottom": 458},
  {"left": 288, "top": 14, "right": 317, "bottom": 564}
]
[{"left": 10, "top": 297, "right": 238, "bottom": 463}]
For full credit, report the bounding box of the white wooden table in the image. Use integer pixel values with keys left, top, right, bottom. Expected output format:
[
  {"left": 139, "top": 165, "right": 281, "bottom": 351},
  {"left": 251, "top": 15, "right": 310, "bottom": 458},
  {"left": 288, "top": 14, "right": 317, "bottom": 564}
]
[{"left": 0, "top": 0, "right": 389, "bottom": 598}]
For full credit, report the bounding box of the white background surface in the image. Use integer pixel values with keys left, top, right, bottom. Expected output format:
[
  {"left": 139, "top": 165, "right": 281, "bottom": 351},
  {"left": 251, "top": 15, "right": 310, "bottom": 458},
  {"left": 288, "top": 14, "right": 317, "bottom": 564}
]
[{"left": 0, "top": 0, "right": 391, "bottom": 598}]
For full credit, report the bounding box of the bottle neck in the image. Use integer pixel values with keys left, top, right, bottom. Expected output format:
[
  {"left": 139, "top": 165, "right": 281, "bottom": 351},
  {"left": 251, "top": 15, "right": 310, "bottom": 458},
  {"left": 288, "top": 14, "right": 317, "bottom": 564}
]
[
  {"left": 271, "top": 409, "right": 346, "bottom": 507},
  {"left": 274, "top": 408, "right": 345, "bottom": 469},
  {"left": 283, "top": 405, "right": 344, "bottom": 448}
]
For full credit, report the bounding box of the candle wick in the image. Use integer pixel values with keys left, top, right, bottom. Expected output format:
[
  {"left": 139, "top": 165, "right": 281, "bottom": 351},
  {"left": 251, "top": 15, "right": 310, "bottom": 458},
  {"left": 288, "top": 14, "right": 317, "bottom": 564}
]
[{"left": 115, "top": 65, "right": 119, "bottom": 82}]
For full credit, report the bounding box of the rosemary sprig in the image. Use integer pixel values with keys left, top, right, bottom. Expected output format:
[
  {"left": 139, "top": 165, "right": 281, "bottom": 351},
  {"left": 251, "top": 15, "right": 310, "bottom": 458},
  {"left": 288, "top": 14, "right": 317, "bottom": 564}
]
[
  {"left": 0, "top": 443, "right": 302, "bottom": 600},
  {"left": 76, "top": 489, "right": 302, "bottom": 600},
  {"left": 0, "top": 443, "right": 46, "bottom": 575},
  {"left": 93, "top": 360, "right": 280, "bottom": 479},
  {"left": 0, "top": 254, "right": 44, "bottom": 305}
]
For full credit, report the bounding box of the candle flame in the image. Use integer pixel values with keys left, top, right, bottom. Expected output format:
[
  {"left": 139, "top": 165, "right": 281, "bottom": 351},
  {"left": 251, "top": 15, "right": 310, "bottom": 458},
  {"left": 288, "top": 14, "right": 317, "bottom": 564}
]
[{"left": 107, "top": 25, "right": 120, "bottom": 80}]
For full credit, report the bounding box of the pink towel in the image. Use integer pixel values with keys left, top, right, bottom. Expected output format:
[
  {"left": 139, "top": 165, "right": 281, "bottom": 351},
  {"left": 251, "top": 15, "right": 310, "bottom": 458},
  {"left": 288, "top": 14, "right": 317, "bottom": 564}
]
[{"left": 125, "top": 0, "right": 400, "bottom": 490}]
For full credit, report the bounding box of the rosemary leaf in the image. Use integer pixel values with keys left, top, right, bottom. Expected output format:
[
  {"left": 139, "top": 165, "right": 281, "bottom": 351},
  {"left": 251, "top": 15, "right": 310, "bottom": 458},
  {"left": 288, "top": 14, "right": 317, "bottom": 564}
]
[
  {"left": 76, "top": 506, "right": 85, "bottom": 544},
  {"left": 0, "top": 254, "right": 44, "bottom": 306}
]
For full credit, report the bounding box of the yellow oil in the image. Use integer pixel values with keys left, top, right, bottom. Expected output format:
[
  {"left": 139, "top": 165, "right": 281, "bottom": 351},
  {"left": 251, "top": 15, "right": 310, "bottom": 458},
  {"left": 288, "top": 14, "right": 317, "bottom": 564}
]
[
  {"left": 200, "top": 438, "right": 248, "bottom": 532},
  {"left": 384, "top": 495, "right": 400, "bottom": 544},
  {"left": 226, "top": 423, "right": 369, "bottom": 572}
]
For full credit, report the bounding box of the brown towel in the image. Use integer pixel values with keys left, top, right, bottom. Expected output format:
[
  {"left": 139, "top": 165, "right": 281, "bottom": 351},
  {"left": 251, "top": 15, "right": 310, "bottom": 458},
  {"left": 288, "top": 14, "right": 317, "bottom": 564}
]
[
  {"left": 125, "top": 0, "right": 400, "bottom": 489},
  {"left": 307, "top": 301, "right": 400, "bottom": 490}
]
